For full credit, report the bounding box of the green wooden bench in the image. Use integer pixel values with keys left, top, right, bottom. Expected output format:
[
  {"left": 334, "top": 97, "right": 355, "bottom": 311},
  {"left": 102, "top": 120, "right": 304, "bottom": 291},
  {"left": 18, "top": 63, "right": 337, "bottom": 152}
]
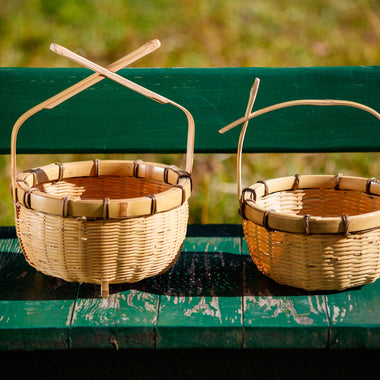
[{"left": 1, "top": 64, "right": 380, "bottom": 352}]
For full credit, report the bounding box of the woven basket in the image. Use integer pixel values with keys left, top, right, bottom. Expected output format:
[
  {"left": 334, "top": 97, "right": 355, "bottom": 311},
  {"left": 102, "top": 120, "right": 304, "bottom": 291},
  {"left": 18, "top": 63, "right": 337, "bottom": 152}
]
[
  {"left": 220, "top": 78, "right": 380, "bottom": 291},
  {"left": 10, "top": 41, "right": 195, "bottom": 297}
]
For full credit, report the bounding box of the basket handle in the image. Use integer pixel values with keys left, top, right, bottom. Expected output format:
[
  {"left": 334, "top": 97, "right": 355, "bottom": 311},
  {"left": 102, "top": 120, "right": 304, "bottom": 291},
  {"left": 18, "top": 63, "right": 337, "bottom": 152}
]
[
  {"left": 50, "top": 43, "right": 195, "bottom": 175},
  {"left": 11, "top": 40, "right": 161, "bottom": 201},
  {"left": 10, "top": 40, "right": 193, "bottom": 201},
  {"left": 219, "top": 77, "right": 380, "bottom": 199}
]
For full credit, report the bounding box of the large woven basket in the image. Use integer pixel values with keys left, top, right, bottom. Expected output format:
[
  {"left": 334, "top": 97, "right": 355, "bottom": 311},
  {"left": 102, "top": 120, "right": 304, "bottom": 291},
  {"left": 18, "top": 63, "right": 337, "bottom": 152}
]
[
  {"left": 10, "top": 41, "right": 195, "bottom": 297},
  {"left": 220, "top": 78, "right": 380, "bottom": 291}
]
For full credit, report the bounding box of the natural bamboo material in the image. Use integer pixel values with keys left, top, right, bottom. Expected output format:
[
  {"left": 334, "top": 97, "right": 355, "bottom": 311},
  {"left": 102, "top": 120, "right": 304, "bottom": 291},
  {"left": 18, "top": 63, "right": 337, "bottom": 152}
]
[
  {"left": 220, "top": 77, "right": 380, "bottom": 291},
  {"left": 11, "top": 41, "right": 194, "bottom": 297},
  {"left": 50, "top": 43, "right": 194, "bottom": 174}
]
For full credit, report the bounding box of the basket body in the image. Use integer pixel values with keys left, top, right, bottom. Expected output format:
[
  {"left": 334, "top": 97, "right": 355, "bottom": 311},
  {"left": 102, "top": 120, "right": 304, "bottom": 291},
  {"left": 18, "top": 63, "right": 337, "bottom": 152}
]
[
  {"left": 14, "top": 160, "right": 191, "bottom": 287},
  {"left": 10, "top": 45, "right": 196, "bottom": 297},
  {"left": 244, "top": 221, "right": 380, "bottom": 291},
  {"left": 241, "top": 176, "right": 380, "bottom": 291},
  {"left": 16, "top": 202, "right": 188, "bottom": 285},
  {"left": 221, "top": 82, "right": 380, "bottom": 291}
]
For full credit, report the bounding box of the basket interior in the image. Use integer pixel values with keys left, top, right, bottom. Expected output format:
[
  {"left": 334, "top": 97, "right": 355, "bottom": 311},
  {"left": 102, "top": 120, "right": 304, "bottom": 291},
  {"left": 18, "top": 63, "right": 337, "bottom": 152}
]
[
  {"left": 256, "top": 188, "right": 380, "bottom": 217},
  {"left": 36, "top": 176, "right": 172, "bottom": 200}
]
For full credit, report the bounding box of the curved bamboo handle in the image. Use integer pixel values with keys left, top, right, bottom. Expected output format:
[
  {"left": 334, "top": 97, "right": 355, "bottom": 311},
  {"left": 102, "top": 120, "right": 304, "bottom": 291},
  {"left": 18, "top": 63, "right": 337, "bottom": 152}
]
[
  {"left": 219, "top": 77, "right": 380, "bottom": 200},
  {"left": 236, "top": 78, "right": 260, "bottom": 198},
  {"left": 50, "top": 43, "right": 195, "bottom": 175},
  {"left": 11, "top": 40, "right": 162, "bottom": 201}
]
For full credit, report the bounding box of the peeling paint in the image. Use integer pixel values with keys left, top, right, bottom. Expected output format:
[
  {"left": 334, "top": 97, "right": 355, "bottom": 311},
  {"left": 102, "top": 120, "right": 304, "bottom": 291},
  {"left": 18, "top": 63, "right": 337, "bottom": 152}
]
[
  {"left": 245, "top": 295, "right": 314, "bottom": 325},
  {"left": 332, "top": 305, "right": 341, "bottom": 324},
  {"left": 283, "top": 299, "right": 313, "bottom": 325},
  {"left": 308, "top": 295, "right": 325, "bottom": 314},
  {"left": 184, "top": 297, "right": 222, "bottom": 323}
]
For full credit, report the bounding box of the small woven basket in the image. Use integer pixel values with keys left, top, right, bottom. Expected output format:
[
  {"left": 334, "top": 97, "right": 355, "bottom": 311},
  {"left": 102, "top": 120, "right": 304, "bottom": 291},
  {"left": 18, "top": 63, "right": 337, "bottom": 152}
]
[
  {"left": 220, "top": 78, "right": 380, "bottom": 291},
  {"left": 10, "top": 42, "right": 195, "bottom": 297}
]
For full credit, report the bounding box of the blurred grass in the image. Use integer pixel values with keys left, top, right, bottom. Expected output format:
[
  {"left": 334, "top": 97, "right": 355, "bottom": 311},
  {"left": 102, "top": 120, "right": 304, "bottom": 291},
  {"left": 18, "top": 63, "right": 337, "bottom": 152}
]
[{"left": 1, "top": 0, "right": 380, "bottom": 225}]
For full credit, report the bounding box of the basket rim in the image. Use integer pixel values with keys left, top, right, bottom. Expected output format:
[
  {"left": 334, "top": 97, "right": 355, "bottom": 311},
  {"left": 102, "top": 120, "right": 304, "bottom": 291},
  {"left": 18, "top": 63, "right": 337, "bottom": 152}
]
[
  {"left": 241, "top": 174, "right": 380, "bottom": 235},
  {"left": 14, "top": 159, "right": 191, "bottom": 219}
]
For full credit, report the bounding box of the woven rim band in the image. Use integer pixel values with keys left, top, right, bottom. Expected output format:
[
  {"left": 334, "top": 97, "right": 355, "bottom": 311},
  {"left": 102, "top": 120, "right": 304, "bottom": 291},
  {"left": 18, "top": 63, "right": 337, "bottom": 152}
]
[
  {"left": 15, "top": 159, "right": 191, "bottom": 219},
  {"left": 241, "top": 174, "right": 380, "bottom": 235}
]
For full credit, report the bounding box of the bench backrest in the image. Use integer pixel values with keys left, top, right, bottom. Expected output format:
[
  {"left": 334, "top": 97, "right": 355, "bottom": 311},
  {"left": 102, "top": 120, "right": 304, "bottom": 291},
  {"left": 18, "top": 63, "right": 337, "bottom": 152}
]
[{"left": 1, "top": 66, "right": 380, "bottom": 155}]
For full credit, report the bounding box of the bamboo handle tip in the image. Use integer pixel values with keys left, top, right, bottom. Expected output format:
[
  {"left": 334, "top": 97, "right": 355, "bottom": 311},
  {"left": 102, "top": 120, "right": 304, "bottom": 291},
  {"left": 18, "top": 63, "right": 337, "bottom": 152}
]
[
  {"left": 252, "top": 77, "right": 260, "bottom": 86},
  {"left": 218, "top": 123, "right": 236, "bottom": 134},
  {"left": 49, "top": 43, "right": 59, "bottom": 53},
  {"left": 50, "top": 43, "right": 67, "bottom": 57},
  {"left": 151, "top": 39, "right": 161, "bottom": 48},
  {"left": 249, "top": 77, "right": 261, "bottom": 97},
  {"left": 50, "top": 43, "right": 75, "bottom": 59}
]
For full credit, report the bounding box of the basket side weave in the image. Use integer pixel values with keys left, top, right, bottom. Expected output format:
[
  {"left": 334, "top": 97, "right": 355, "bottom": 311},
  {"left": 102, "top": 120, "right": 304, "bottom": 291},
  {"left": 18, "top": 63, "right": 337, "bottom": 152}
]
[
  {"left": 244, "top": 219, "right": 380, "bottom": 291},
  {"left": 16, "top": 201, "right": 188, "bottom": 285}
]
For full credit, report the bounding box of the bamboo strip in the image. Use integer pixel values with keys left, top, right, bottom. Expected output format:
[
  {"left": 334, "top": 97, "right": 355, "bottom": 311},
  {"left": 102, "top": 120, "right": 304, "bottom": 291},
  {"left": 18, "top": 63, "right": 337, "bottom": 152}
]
[
  {"left": 15, "top": 160, "right": 191, "bottom": 218},
  {"left": 11, "top": 40, "right": 161, "bottom": 201},
  {"left": 237, "top": 78, "right": 260, "bottom": 199},
  {"left": 50, "top": 43, "right": 195, "bottom": 174}
]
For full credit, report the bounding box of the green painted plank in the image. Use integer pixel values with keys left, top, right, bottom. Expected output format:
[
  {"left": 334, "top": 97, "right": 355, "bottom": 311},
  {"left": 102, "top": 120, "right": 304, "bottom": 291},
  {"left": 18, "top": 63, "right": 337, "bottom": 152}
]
[
  {"left": 0, "top": 237, "right": 78, "bottom": 350},
  {"left": 327, "top": 280, "right": 380, "bottom": 349},
  {"left": 1, "top": 67, "right": 379, "bottom": 155},
  {"left": 115, "top": 278, "right": 161, "bottom": 349},
  {"left": 69, "top": 224, "right": 243, "bottom": 349},
  {"left": 2, "top": 225, "right": 380, "bottom": 350},
  {"left": 156, "top": 229, "right": 243, "bottom": 348},
  {"left": 242, "top": 239, "right": 330, "bottom": 349},
  {"left": 69, "top": 282, "right": 159, "bottom": 349}
]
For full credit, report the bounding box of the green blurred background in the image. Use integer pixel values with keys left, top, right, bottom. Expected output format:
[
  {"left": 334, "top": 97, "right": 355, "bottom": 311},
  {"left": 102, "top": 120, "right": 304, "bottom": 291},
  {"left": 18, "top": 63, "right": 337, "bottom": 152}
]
[{"left": 1, "top": 0, "right": 379, "bottom": 225}]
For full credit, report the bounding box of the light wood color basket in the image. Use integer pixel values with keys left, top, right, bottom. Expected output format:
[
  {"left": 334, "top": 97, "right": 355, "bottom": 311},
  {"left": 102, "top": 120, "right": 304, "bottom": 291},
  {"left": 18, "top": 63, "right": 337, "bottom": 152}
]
[
  {"left": 10, "top": 41, "right": 195, "bottom": 297},
  {"left": 220, "top": 78, "right": 380, "bottom": 291}
]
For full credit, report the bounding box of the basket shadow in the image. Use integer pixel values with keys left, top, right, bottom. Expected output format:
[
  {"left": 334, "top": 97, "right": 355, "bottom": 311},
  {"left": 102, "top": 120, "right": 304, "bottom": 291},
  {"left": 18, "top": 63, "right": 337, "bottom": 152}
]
[
  {"left": 0, "top": 251, "right": 79, "bottom": 301},
  {"left": 0, "top": 247, "right": 355, "bottom": 300},
  {"left": 130, "top": 250, "right": 243, "bottom": 297},
  {"left": 129, "top": 251, "right": 353, "bottom": 298},
  {"left": 0, "top": 248, "right": 244, "bottom": 300}
]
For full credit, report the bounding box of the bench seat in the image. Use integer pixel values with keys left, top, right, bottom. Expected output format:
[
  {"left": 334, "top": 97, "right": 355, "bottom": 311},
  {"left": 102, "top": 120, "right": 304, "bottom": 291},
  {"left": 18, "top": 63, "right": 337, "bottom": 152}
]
[{"left": 1, "top": 224, "right": 379, "bottom": 350}]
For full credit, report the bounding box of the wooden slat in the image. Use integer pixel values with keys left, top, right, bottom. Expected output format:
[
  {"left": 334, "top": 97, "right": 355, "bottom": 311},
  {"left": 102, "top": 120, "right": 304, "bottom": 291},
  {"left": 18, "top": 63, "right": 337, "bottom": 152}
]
[
  {"left": 0, "top": 236, "right": 78, "bottom": 350},
  {"left": 69, "top": 284, "right": 159, "bottom": 349},
  {"left": 1, "top": 67, "right": 379, "bottom": 155},
  {"left": 61, "top": 269, "right": 162, "bottom": 349},
  {"left": 242, "top": 240, "right": 330, "bottom": 348},
  {"left": 1, "top": 225, "right": 380, "bottom": 350},
  {"left": 156, "top": 228, "right": 243, "bottom": 348},
  {"left": 326, "top": 281, "right": 380, "bottom": 348}
]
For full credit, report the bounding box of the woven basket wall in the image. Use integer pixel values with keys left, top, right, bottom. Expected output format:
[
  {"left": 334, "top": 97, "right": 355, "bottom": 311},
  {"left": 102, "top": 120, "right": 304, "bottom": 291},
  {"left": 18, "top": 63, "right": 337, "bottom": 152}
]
[{"left": 242, "top": 182, "right": 380, "bottom": 290}]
